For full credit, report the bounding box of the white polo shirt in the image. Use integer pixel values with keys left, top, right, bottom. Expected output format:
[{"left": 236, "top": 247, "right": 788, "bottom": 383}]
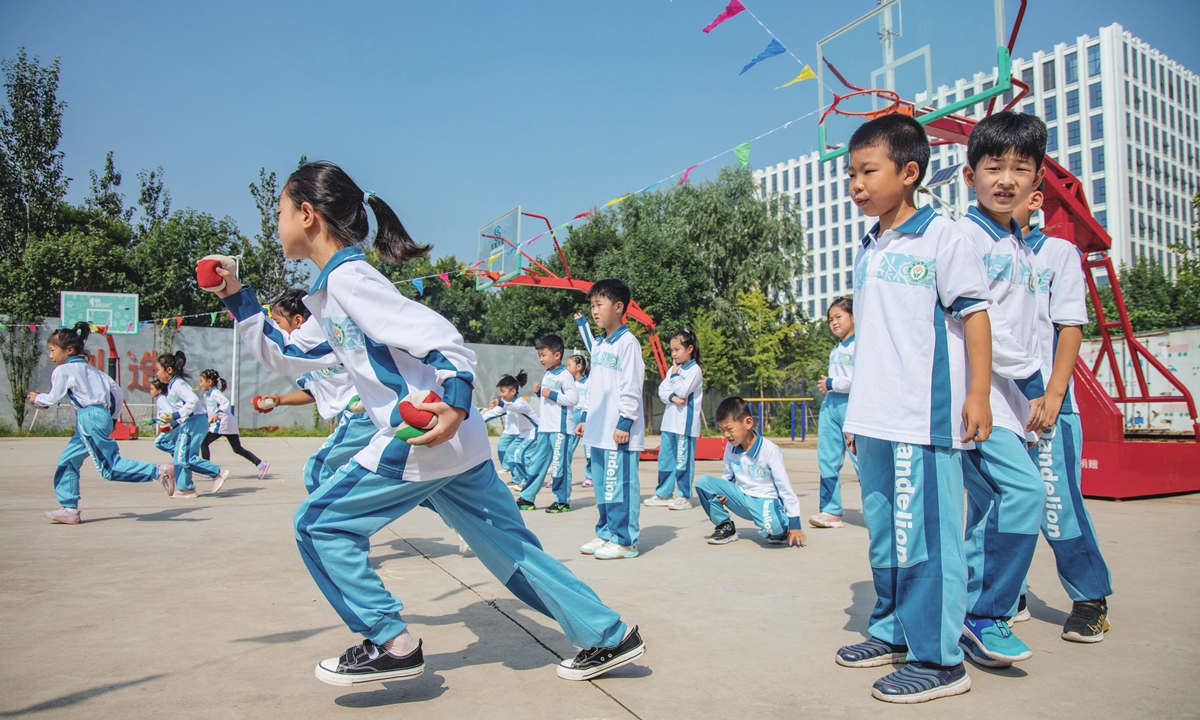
[
  {"left": 536, "top": 365, "right": 578, "bottom": 434},
  {"left": 1026, "top": 227, "right": 1089, "bottom": 414},
  {"left": 577, "top": 321, "right": 646, "bottom": 452},
  {"left": 658, "top": 360, "right": 703, "bottom": 437},
  {"left": 721, "top": 433, "right": 802, "bottom": 528},
  {"left": 845, "top": 205, "right": 992, "bottom": 450}
]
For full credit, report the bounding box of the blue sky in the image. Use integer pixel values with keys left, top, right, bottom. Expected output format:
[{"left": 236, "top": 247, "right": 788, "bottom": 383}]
[{"left": 4, "top": 0, "right": 1198, "bottom": 268}]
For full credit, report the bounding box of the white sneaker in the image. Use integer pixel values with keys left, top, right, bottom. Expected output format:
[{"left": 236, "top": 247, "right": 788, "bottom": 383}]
[
  {"left": 211, "top": 469, "right": 229, "bottom": 494},
  {"left": 643, "top": 495, "right": 673, "bottom": 507},
  {"left": 580, "top": 537, "right": 607, "bottom": 555},
  {"left": 666, "top": 496, "right": 693, "bottom": 511},
  {"left": 593, "top": 542, "right": 639, "bottom": 560},
  {"left": 809, "top": 512, "right": 845, "bottom": 528},
  {"left": 257, "top": 461, "right": 270, "bottom": 480},
  {"left": 456, "top": 531, "right": 472, "bottom": 557}
]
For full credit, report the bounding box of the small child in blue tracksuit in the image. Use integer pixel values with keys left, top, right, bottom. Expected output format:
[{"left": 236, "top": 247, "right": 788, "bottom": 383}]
[
  {"left": 156, "top": 351, "right": 227, "bottom": 498},
  {"left": 695, "top": 396, "right": 806, "bottom": 547},
  {"left": 149, "top": 378, "right": 178, "bottom": 456},
  {"left": 29, "top": 322, "right": 170, "bottom": 524},
  {"left": 481, "top": 371, "right": 538, "bottom": 483},
  {"left": 646, "top": 329, "right": 702, "bottom": 511},
  {"left": 516, "top": 335, "right": 578, "bottom": 512},
  {"left": 213, "top": 161, "right": 642, "bottom": 686},
  {"left": 566, "top": 354, "right": 593, "bottom": 489},
  {"left": 199, "top": 368, "right": 269, "bottom": 480},
  {"left": 1013, "top": 185, "right": 1112, "bottom": 643},
  {"left": 575, "top": 279, "right": 646, "bottom": 561},
  {"left": 811, "top": 297, "right": 859, "bottom": 529}
]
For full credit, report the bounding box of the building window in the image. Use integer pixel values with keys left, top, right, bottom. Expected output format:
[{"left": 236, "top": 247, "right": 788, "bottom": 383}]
[
  {"left": 808, "top": 300, "right": 815, "bottom": 317},
  {"left": 1069, "top": 152, "right": 1083, "bottom": 175},
  {"left": 1095, "top": 209, "right": 1106, "bottom": 228},
  {"left": 1046, "top": 126, "right": 1059, "bottom": 153},
  {"left": 1067, "top": 120, "right": 1081, "bottom": 147},
  {"left": 1092, "top": 146, "right": 1105, "bottom": 172},
  {"left": 771, "top": 175, "right": 778, "bottom": 192},
  {"left": 1088, "top": 44, "right": 1101, "bottom": 77},
  {"left": 858, "top": 221, "right": 866, "bottom": 237},
  {"left": 845, "top": 247, "right": 853, "bottom": 265},
  {"left": 760, "top": 177, "right": 766, "bottom": 195},
  {"left": 845, "top": 271, "right": 853, "bottom": 288},
  {"left": 819, "top": 209, "right": 826, "bottom": 225},
  {"left": 1043, "top": 59, "right": 1057, "bottom": 92},
  {"left": 819, "top": 229, "right": 827, "bottom": 248},
  {"left": 806, "top": 163, "right": 813, "bottom": 184},
  {"left": 831, "top": 182, "right": 839, "bottom": 200},
  {"left": 1065, "top": 52, "right": 1078, "bottom": 85},
  {"left": 1089, "top": 83, "right": 1102, "bottom": 110},
  {"left": 1124, "top": 43, "right": 1130, "bottom": 75},
  {"left": 782, "top": 171, "right": 789, "bottom": 192},
  {"left": 806, "top": 189, "right": 813, "bottom": 206},
  {"left": 832, "top": 227, "right": 839, "bottom": 244},
  {"left": 818, "top": 162, "right": 825, "bottom": 181},
  {"left": 831, "top": 205, "right": 839, "bottom": 223},
  {"left": 1043, "top": 96, "right": 1057, "bottom": 121},
  {"left": 820, "top": 275, "right": 827, "bottom": 293},
  {"left": 819, "top": 186, "right": 826, "bottom": 203},
  {"left": 1093, "top": 178, "right": 1106, "bottom": 204},
  {"left": 808, "top": 278, "right": 814, "bottom": 295},
  {"left": 1127, "top": 145, "right": 1133, "bottom": 170},
  {"left": 832, "top": 249, "right": 840, "bottom": 269},
  {"left": 1022, "top": 102, "right": 1035, "bottom": 115},
  {"left": 794, "top": 167, "right": 801, "bottom": 188},
  {"left": 807, "top": 211, "right": 813, "bottom": 228},
  {"left": 1066, "top": 89, "right": 1080, "bottom": 116},
  {"left": 1090, "top": 114, "right": 1104, "bottom": 141},
  {"left": 833, "top": 273, "right": 840, "bottom": 292}
]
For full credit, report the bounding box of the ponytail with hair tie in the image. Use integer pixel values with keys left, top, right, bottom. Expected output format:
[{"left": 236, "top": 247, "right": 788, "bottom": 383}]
[{"left": 48, "top": 321, "right": 92, "bottom": 357}]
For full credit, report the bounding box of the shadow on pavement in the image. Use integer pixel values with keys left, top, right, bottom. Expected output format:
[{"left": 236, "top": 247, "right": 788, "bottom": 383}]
[
  {"left": 233, "top": 626, "right": 341, "bottom": 644},
  {"left": 0, "top": 674, "right": 166, "bottom": 717},
  {"left": 87, "top": 507, "right": 211, "bottom": 523},
  {"left": 210, "top": 486, "right": 263, "bottom": 499},
  {"left": 841, "top": 508, "right": 866, "bottom": 529},
  {"left": 334, "top": 673, "right": 448, "bottom": 707},
  {"left": 1026, "top": 590, "right": 1070, "bottom": 626},
  {"left": 842, "top": 580, "right": 875, "bottom": 635},
  {"left": 636, "top": 525, "right": 678, "bottom": 555}
]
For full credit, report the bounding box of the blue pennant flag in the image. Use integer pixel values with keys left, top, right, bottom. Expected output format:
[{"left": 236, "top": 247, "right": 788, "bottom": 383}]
[
  {"left": 740, "top": 38, "right": 786, "bottom": 76},
  {"left": 412, "top": 277, "right": 424, "bottom": 296}
]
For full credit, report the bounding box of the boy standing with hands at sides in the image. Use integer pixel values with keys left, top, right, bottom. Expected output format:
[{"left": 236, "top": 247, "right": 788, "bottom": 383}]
[
  {"left": 956, "top": 112, "right": 1054, "bottom": 669},
  {"left": 1013, "top": 184, "right": 1113, "bottom": 642},
  {"left": 837, "top": 114, "right": 994, "bottom": 704},
  {"left": 694, "top": 397, "right": 805, "bottom": 547},
  {"left": 575, "top": 279, "right": 646, "bottom": 560},
  {"left": 516, "top": 335, "right": 578, "bottom": 513}
]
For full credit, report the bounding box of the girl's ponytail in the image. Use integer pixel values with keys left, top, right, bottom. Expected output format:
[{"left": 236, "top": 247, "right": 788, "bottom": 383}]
[
  {"left": 159, "top": 351, "right": 189, "bottom": 379},
  {"left": 670, "top": 328, "right": 701, "bottom": 366},
  {"left": 569, "top": 354, "right": 590, "bottom": 377},
  {"left": 200, "top": 368, "right": 227, "bottom": 393},
  {"left": 497, "top": 369, "right": 529, "bottom": 392},
  {"left": 48, "top": 321, "right": 92, "bottom": 357},
  {"left": 366, "top": 193, "right": 430, "bottom": 265}
]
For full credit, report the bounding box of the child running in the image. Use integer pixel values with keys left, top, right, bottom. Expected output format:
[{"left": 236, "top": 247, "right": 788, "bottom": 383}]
[
  {"left": 157, "top": 351, "right": 229, "bottom": 498},
  {"left": 199, "top": 368, "right": 270, "bottom": 479},
  {"left": 645, "top": 329, "right": 702, "bottom": 511},
  {"left": 149, "top": 378, "right": 178, "bottom": 456},
  {"left": 1013, "top": 184, "right": 1113, "bottom": 642},
  {"left": 810, "top": 298, "right": 859, "bottom": 529},
  {"left": 956, "top": 112, "right": 1052, "bottom": 670},
  {"left": 515, "top": 335, "right": 578, "bottom": 513},
  {"left": 694, "top": 397, "right": 805, "bottom": 547},
  {"left": 565, "top": 354, "right": 593, "bottom": 489},
  {"left": 574, "top": 279, "right": 646, "bottom": 560},
  {"left": 837, "top": 114, "right": 993, "bottom": 704},
  {"left": 210, "top": 161, "right": 643, "bottom": 686},
  {"left": 480, "top": 371, "right": 538, "bottom": 484},
  {"left": 29, "top": 322, "right": 172, "bottom": 524}
]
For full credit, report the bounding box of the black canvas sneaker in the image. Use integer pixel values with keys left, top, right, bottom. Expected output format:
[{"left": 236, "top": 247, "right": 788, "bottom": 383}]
[
  {"left": 557, "top": 626, "right": 645, "bottom": 681},
  {"left": 314, "top": 638, "right": 425, "bottom": 686},
  {"left": 1062, "top": 598, "right": 1109, "bottom": 643},
  {"left": 706, "top": 521, "right": 739, "bottom": 545}
]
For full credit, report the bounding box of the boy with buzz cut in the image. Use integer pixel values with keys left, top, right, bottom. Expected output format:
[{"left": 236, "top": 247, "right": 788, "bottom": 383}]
[
  {"left": 1012, "top": 184, "right": 1113, "bottom": 642},
  {"left": 516, "top": 334, "right": 579, "bottom": 513},
  {"left": 694, "top": 396, "right": 806, "bottom": 547},
  {"left": 575, "top": 279, "right": 646, "bottom": 560},
  {"left": 838, "top": 114, "right": 995, "bottom": 704},
  {"left": 956, "top": 111, "right": 1054, "bottom": 670}
]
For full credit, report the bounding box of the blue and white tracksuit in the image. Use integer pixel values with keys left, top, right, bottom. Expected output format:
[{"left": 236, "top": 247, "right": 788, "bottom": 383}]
[
  {"left": 817, "top": 336, "right": 858, "bottom": 516},
  {"left": 518, "top": 366, "right": 578, "bottom": 505},
  {"left": 577, "top": 316, "right": 646, "bottom": 548},
  {"left": 295, "top": 364, "right": 376, "bottom": 494},
  {"left": 33, "top": 357, "right": 160, "bottom": 508},
  {"left": 695, "top": 433, "right": 800, "bottom": 540},
  {"left": 483, "top": 397, "right": 538, "bottom": 480},
  {"left": 205, "top": 387, "right": 238, "bottom": 435},
  {"left": 162, "top": 377, "right": 222, "bottom": 491},
  {"left": 567, "top": 376, "right": 592, "bottom": 482},
  {"left": 655, "top": 360, "right": 702, "bottom": 500},
  {"left": 223, "top": 247, "right": 628, "bottom": 649},
  {"left": 1026, "top": 228, "right": 1112, "bottom": 602},
  {"left": 153, "top": 395, "right": 178, "bottom": 454},
  {"left": 958, "top": 208, "right": 1048, "bottom": 621},
  {"left": 845, "top": 207, "right": 993, "bottom": 666}
]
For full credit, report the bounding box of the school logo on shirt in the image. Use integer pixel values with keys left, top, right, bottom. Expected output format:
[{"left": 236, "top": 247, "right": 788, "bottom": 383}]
[
  {"left": 984, "top": 253, "right": 1014, "bottom": 283},
  {"left": 1037, "top": 269, "right": 1052, "bottom": 294},
  {"left": 839, "top": 353, "right": 853, "bottom": 365},
  {"left": 854, "top": 257, "right": 869, "bottom": 292},
  {"left": 879, "top": 253, "right": 936, "bottom": 288},
  {"left": 594, "top": 351, "right": 621, "bottom": 371},
  {"left": 321, "top": 316, "right": 365, "bottom": 350}
]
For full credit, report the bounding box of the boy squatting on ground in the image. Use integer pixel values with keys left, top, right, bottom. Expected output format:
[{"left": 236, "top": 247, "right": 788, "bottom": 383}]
[
  {"left": 835, "top": 114, "right": 995, "bottom": 704},
  {"left": 515, "top": 334, "right": 578, "bottom": 513},
  {"left": 1011, "top": 184, "right": 1113, "bottom": 642},
  {"left": 694, "top": 397, "right": 806, "bottom": 547},
  {"left": 575, "top": 279, "right": 647, "bottom": 561}
]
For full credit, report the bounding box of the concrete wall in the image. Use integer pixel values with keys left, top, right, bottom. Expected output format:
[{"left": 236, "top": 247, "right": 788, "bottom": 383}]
[{"left": 1080, "top": 325, "right": 1200, "bottom": 434}]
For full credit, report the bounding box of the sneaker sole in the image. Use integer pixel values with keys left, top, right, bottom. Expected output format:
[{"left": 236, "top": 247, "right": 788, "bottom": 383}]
[
  {"left": 212, "top": 474, "right": 226, "bottom": 494},
  {"left": 961, "top": 625, "right": 1032, "bottom": 663},
  {"left": 959, "top": 636, "right": 1012, "bottom": 668},
  {"left": 594, "top": 550, "right": 639, "bottom": 560},
  {"left": 45, "top": 514, "right": 82, "bottom": 525},
  {"left": 872, "top": 672, "right": 971, "bottom": 704},
  {"left": 643, "top": 499, "right": 672, "bottom": 507},
  {"left": 1062, "top": 621, "right": 1108, "bottom": 643},
  {"left": 556, "top": 642, "right": 645, "bottom": 681},
  {"left": 314, "top": 661, "right": 424, "bottom": 686},
  {"left": 707, "top": 533, "right": 739, "bottom": 545},
  {"left": 667, "top": 505, "right": 693, "bottom": 511},
  {"left": 257, "top": 463, "right": 271, "bottom": 480},
  {"left": 1011, "top": 609, "right": 1031, "bottom": 623},
  {"left": 835, "top": 651, "right": 908, "bottom": 668},
  {"left": 809, "top": 517, "right": 845, "bottom": 528}
]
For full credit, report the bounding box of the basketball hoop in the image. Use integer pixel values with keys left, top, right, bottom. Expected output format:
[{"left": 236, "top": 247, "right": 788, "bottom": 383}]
[{"left": 819, "top": 88, "right": 912, "bottom": 127}]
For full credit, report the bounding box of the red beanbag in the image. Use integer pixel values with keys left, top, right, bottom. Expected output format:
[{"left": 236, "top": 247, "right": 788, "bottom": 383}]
[
  {"left": 398, "top": 390, "right": 441, "bottom": 430},
  {"left": 251, "top": 395, "right": 275, "bottom": 413},
  {"left": 197, "top": 254, "right": 237, "bottom": 292}
]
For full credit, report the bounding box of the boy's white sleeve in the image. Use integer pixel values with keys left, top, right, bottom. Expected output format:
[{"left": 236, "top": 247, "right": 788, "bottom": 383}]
[
  {"left": 481, "top": 405, "right": 505, "bottom": 422},
  {"left": 765, "top": 444, "right": 802, "bottom": 527},
  {"left": 721, "top": 446, "right": 735, "bottom": 481},
  {"left": 615, "top": 337, "right": 645, "bottom": 432},
  {"left": 1048, "top": 245, "right": 1089, "bottom": 327},
  {"left": 168, "top": 382, "right": 201, "bottom": 428},
  {"left": 547, "top": 375, "right": 578, "bottom": 408},
  {"left": 32, "top": 365, "right": 71, "bottom": 407},
  {"left": 989, "top": 308, "right": 1046, "bottom": 397},
  {"left": 222, "top": 286, "right": 339, "bottom": 375},
  {"left": 575, "top": 315, "right": 595, "bottom": 354},
  {"left": 934, "top": 222, "right": 992, "bottom": 321},
  {"left": 345, "top": 275, "right": 476, "bottom": 411}
]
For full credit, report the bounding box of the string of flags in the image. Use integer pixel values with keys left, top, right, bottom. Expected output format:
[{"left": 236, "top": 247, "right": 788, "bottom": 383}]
[{"left": 702, "top": 0, "right": 818, "bottom": 90}]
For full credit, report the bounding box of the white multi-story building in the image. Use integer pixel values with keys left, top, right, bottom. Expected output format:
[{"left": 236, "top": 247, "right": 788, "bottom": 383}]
[{"left": 756, "top": 23, "right": 1200, "bottom": 319}]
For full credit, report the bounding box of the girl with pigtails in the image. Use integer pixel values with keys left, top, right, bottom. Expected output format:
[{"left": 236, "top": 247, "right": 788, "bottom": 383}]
[
  {"left": 198, "top": 368, "right": 270, "bottom": 479},
  {"left": 207, "top": 161, "right": 642, "bottom": 688},
  {"left": 156, "top": 351, "right": 228, "bottom": 498}
]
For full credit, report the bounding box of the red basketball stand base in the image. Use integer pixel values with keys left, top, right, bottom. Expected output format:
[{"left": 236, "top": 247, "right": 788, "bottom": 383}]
[{"left": 640, "top": 437, "right": 725, "bottom": 462}]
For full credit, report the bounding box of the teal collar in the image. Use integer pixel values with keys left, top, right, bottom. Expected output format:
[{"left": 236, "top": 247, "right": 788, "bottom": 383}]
[
  {"left": 966, "top": 205, "right": 1022, "bottom": 241},
  {"left": 65, "top": 356, "right": 88, "bottom": 365},
  {"left": 1024, "top": 226, "right": 1048, "bottom": 253},
  {"left": 547, "top": 364, "right": 565, "bottom": 374},
  {"left": 732, "top": 431, "right": 763, "bottom": 459},
  {"left": 840, "top": 333, "right": 855, "bottom": 346},
  {"left": 599, "top": 324, "right": 630, "bottom": 344},
  {"left": 682, "top": 359, "right": 697, "bottom": 370},
  {"left": 862, "top": 205, "right": 938, "bottom": 246},
  {"left": 310, "top": 246, "right": 366, "bottom": 293}
]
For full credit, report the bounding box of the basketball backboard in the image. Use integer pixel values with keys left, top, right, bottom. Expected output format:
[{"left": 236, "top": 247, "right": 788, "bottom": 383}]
[
  {"left": 60, "top": 291, "right": 139, "bottom": 334},
  {"left": 476, "top": 207, "right": 523, "bottom": 290},
  {"left": 816, "top": 0, "right": 1010, "bottom": 160}
]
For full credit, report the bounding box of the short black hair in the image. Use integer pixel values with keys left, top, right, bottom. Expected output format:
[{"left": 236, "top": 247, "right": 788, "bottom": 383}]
[
  {"left": 715, "top": 396, "right": 752, "bottom": 423},
  {"left": 848, "top": 114, "right": 930, "bottom": 185},
  {"left": 966, "top": 111, "right": 1047, "bottom": 170},
  {"left": 535, "top": 334, "right": 565, "bottom": 357},
  {"left": 587, "top": 278, "right": 631, "bottom": 311}
]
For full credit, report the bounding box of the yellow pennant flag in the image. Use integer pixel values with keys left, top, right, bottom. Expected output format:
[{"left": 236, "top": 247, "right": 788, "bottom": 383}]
[
  {"left": 775, "top": 64, "right": 816, "bottom": 90},
  {"left": 605, "top": 195, "right": 628, "bottom": 207}
]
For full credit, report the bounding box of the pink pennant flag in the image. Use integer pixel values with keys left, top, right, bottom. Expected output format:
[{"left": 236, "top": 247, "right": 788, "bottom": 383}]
[
  {"left": 27, "top": 324, "right": 37, "bottom": 332},
  {"left": 701, "top": 0, "right": 745, "bottom": 33},
  {"left": 438, "top": 273, "right": 451, "bottom": 288},
  {"left": 680, "top": 163, "right": 702, "bottom": 185}
]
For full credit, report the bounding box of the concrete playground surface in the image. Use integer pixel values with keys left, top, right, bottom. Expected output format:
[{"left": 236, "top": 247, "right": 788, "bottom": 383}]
[{"left": 1, "top": 436, "right": 1197, "bottom": 719}]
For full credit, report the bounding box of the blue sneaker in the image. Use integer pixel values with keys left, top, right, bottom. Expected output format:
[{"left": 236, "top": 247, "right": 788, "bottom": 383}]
[
  {"left": 962, "top": 617, "right": 1032, "bottom": 663},
  {"left": 871, "top": 662, "right": 971, "bottom": 704},
  {"left": 959, "top": 632, "right": 1011, "bottom": 668},
  {"left": 835, "top": 637, "right": 909, "bottom": 668}
]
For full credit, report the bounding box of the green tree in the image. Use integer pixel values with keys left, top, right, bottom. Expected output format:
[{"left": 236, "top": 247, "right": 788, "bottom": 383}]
[
  {"left": 737, "top": 289, "right": 799, "bottom": 398},
  {"left": 239, "top": 165, "right": 305, "bottom": 302},
  {"left": 130, "top": 209, "right": 244, "bottom": 323},
  {"left": 85, "top": 151, "right": 131, "bottom": 222},
  {"left": 386, "top": 255, "right": 491, "bottom": 343},
  {"left": 691, "top": 308, "right": 737, "bottom": 396}
]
